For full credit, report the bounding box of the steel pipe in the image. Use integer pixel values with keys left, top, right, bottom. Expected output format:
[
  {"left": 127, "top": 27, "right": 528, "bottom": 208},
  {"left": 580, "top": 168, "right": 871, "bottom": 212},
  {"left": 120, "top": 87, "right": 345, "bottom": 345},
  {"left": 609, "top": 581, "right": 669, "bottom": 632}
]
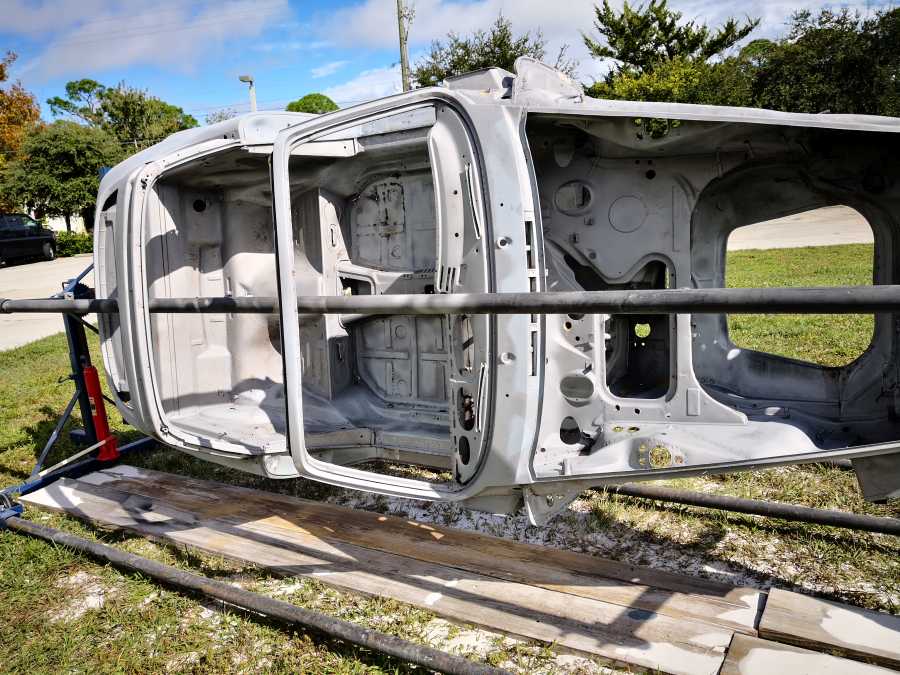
[
  {"left": 610, "top": 483, "right": 900, "bottom": 536},
  {"left": 4, "top": 516, "right": 509, "bottom": 675},
  {"left": 3, "top": 284, "right": 900, "bottom": 316}
]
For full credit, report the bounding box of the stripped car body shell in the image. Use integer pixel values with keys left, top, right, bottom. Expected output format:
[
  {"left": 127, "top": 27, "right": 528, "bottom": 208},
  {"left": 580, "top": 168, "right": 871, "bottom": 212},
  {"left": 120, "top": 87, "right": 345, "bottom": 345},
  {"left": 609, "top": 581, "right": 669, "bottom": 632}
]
[{"left": 95, "top": 59, "right": 900, "bottom": 521}]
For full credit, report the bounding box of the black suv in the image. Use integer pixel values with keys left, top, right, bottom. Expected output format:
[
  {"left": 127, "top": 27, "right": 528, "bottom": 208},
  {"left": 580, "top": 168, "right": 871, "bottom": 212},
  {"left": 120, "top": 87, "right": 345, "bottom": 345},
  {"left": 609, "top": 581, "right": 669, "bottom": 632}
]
[{"left": 0, "top": 214, "right": 57, "bottom": 264}]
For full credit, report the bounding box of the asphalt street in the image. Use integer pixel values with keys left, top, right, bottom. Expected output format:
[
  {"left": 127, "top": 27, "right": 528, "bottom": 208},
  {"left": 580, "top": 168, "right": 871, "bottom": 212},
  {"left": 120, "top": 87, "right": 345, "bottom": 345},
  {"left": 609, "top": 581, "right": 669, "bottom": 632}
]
[{"left": 0, "top": 254, "right": 94, "bottom": 351}]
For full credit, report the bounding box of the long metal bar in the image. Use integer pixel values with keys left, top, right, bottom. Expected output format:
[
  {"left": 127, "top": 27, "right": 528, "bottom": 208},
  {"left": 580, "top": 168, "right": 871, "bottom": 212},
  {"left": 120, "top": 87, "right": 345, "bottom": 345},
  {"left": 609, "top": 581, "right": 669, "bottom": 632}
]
[
  {"left": 30, "top": 389, "right": 81, "bottom": 477},
  {"left": 37, "top": 436, "right": 110, "bottom": 478},
  {"left": 3, "top": 516, "right": 508, "bottom": 675},
  {"left": 0, "top": 437, "right": 156, "bottom": 501},
  {"left": 4, "top": 284, "right": 900, "bottom": 316},
  {"left": 611, "top": 483, "right": 900, "bottom": 536}
]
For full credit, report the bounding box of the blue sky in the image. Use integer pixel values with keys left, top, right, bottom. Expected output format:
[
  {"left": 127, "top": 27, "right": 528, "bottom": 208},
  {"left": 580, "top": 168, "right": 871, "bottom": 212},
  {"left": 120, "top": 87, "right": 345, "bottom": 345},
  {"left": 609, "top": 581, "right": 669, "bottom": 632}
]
[{"left": 1, "top": 0, "right": 894, "bottom": 124}]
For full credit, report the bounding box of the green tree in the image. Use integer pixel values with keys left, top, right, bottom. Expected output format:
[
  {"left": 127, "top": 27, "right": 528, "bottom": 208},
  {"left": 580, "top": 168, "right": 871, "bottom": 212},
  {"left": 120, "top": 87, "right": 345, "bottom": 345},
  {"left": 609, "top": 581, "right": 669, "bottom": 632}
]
[
  {"left": 205, "top": 107, "right": 239, "bottom": 125},
  {"left": 590, "top": 49, "right": 757, "bottom": 106},
  {"left": 412, "top": 15, "right": 577, "bottom": 87},
  {"left": 285, "top": 93, "right": 339, "bottom": 114},
  {"left": 0, "top": 121, "right": 121, "bottom": 231},
  {"left": 48, "top": 80, "right": 198, "bottom": 151},
  {"left": 583, "top": 1, "right": 759, "bottom": 137},
  {"left": 46, "top": 79, "right": 106, "bottom": 125},
  {"left": 0, "top": 52, "right": 41, "bottom": 210},
  {"left": 583, "top": 0, "right": 758, "bottom": 77},
  {"left": 749, "top": 9, "right": 900, "bottom": 116}
]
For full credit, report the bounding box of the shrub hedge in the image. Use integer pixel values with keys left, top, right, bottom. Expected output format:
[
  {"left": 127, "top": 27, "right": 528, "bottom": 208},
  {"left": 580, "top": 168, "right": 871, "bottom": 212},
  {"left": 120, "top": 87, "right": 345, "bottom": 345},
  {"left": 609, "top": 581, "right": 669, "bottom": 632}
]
[{"left": 55, "top": 231, "right": 93, "bottom": 257}]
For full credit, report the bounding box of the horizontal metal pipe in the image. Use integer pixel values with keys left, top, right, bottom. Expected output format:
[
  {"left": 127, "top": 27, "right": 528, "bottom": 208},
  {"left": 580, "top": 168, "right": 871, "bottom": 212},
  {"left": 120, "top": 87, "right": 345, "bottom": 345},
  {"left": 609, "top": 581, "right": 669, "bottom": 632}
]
[
  {"left": 0, "top": 298, "right": 119, "bottom": 314},
  {"left": 611, "top": 483, "right": 900, "bottom": 536},
  {"left": 5, "top": 517, "right": 508, "bottom": 675},
  {"left": 3, "top": 285, "right": 900, "bottom": 316}
]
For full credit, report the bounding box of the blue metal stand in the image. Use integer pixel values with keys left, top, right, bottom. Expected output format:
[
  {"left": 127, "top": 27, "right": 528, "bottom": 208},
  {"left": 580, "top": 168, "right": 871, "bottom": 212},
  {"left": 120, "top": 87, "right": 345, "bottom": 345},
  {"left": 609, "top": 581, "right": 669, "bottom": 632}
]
[{"left": 0, "top": 265, "right": 156, "bottom": 527}]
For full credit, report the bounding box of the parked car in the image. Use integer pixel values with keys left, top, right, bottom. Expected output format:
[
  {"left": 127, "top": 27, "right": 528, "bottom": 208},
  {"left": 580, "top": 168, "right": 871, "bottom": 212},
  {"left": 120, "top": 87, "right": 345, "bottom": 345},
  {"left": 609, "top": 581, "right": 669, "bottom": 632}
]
[{"left": 0, "top": 213, "right": 56, "bottom": 264}]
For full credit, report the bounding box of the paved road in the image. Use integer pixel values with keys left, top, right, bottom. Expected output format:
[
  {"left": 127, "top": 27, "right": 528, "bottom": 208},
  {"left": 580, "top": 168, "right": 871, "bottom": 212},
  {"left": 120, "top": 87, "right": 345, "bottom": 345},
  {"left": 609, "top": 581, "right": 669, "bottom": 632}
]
[
  {"left": 0, "top": 207, "right": 875, "bottom": 351},
  {"left": 727, "top": 205, "right": 872, "bottom": 250},
  {"left": 0, "top": 254, "right": 94, "bottom": 351}
]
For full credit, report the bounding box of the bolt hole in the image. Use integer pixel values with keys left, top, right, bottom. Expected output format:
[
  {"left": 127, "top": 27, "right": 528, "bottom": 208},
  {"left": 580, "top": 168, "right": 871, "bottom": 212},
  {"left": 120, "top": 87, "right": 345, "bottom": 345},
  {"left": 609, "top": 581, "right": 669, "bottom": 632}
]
[
  {"left": 458, "top": 436, "right": 471, "bottom": 465},
  {"left": 634, "top": 408, "right": 641, "bottom": 414},
  {"left": 615, "top": 404, "right": 621, "bottom": 411},
  {"left": 560, "top": 374, "right": 594, "bottom": 401},
  {"left": 645, "top": 169, "right": 656, "bottom": 180},
  {"left": 458, "top": 388, "right": 475, "bottom": 431},
  {"left": 564, "top": 321, "right": 572, "bottom": 330},
  {"left": 560, "top": 416, "right": 581, "bottom": 445},
  {"left": 192, "top": 199, "right": 207, "bottom": 213}
]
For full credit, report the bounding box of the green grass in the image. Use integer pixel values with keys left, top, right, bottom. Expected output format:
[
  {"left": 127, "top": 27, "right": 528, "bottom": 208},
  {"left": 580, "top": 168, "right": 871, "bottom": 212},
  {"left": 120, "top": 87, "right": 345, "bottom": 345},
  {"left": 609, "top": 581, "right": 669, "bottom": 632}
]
[
  {"left": 727, "top": 243, "right": 874, "bottom": 366},
  {"left": 0, "top": 335, "right": 557, "bottom": 673},
  {"left": 0, "top": 243, "right": 898, "bottom": 673}
]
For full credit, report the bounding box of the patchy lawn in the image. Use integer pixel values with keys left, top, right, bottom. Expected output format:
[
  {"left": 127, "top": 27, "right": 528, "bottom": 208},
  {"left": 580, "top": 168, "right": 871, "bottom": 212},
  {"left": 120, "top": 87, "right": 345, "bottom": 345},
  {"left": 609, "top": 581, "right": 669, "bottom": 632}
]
[
  {"left": 0, "top": 337, "right": 599, "bottom": 674},
  {"left": 0, "top": 243, "right": 898, "bottom": 673},
  {"left": 727, "top": 243, "right": 874, "bottom": 366}
]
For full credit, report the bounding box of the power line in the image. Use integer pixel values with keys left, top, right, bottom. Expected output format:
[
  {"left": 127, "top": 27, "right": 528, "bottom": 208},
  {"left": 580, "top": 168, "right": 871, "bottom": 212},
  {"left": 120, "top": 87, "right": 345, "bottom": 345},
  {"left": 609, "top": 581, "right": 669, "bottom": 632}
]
[
  {"left": 13, "top": 0, "right": 237, "bottom": 32},
  {"left": 41, "top": 4, "right": 285, "bottom": 49}
]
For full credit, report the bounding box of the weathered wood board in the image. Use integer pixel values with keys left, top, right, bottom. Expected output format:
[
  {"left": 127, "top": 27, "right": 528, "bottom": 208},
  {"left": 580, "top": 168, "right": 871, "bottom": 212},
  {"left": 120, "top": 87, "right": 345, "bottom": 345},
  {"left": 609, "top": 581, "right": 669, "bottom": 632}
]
[
  {"left": 23, "top": 466, "right": 899, "bottom": 674},
  {"left": 758, "top": 587, "right": 900, "bottom": 669},
  {"left": 720, "top": 634, "right": 894, "bottom": 675},
  {"left": 80, "top": 465, "right": 763, "bottom": 632},
  {"left": 20, "top": 466, "right": 757, "bottom": 675}
]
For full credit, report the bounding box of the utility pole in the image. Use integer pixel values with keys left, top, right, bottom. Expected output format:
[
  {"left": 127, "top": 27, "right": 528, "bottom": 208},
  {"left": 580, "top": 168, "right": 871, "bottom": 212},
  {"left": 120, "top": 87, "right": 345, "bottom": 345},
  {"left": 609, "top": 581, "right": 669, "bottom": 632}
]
[{"left": 396, "top": 0, "right": 412, "bottom": 91}]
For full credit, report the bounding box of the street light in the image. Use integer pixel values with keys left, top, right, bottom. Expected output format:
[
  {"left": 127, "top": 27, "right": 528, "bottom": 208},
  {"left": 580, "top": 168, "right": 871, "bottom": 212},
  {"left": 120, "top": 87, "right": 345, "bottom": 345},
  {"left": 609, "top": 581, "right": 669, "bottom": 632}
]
[{"left": 239, "top": 74, "right": 257, "bottom": 112}]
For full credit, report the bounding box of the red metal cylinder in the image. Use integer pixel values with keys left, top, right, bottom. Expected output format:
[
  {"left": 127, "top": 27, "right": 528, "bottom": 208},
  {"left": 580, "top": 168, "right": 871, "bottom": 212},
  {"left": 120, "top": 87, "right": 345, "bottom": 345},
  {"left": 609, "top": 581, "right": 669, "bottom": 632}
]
[{"left": 83, "top": 365, "right": 119, "bottom": 461}]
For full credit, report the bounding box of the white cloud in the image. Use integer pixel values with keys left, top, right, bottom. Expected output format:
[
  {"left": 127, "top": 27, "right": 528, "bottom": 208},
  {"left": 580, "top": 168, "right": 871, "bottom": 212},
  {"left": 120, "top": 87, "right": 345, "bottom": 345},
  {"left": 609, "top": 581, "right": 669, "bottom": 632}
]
[
  {"left": 311, "top": 60, "right": 349, "bottom": 78},
  {"left": 323, "top": 64, "right": 402, "bottom": 106},
  {"left": 15, "top": 0, "right": 290, "bottom": 81},
  {"left": 2, "top": 0, "right": 113, "bottom": 34}
]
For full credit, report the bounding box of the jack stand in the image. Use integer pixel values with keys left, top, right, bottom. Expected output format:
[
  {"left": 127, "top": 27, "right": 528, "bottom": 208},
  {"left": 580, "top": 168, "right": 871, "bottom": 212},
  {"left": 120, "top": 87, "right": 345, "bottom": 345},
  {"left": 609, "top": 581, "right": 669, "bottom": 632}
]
[
  {"left": 30, "top": 267, "right": 100, "bottom": 476},
  {"left": 0, "top": 264, "right": 154, "bottom": 521}
]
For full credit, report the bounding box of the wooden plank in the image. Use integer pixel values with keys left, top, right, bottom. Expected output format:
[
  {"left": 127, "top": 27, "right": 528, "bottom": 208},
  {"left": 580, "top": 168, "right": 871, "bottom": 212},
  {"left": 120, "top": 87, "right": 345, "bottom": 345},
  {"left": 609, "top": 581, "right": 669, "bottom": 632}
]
[
  {"left": 22, "top": 477, "right": 734, "bottom": 675},
  {"left": 720, "top": 634, "right": 893, "bottom": 675},
  {"left": 758, "top": 587, "right": 900, "bottom": 669},
  {"left": 81, "top": 465, "right": 762, "bottom": 634}
]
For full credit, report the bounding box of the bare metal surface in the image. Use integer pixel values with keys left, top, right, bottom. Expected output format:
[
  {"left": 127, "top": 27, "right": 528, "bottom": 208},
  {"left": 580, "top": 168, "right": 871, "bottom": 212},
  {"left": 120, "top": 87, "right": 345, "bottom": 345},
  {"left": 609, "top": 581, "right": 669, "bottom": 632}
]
[{"left": 79, "top": 59, "right": 900, "bottom": 516}]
